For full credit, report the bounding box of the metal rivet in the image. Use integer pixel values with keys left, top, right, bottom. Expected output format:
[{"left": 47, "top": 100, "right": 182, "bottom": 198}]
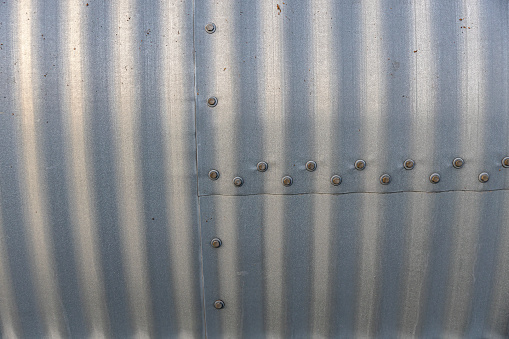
[
  {"left": 403, "top": 159, "right": 415, "bottom": 170},
  {"left": 452, "top": 157, "right": 464, "bottom": 169},
  {"left": 207, "top": 97, "right": 218, "bottom": 107},
  {"left": 205, "top": 22, "right": 216, "bottom": 34},
  {"left": 257, "top": 161, "right": 268, "bottom": 172},
  {"left": 282, "top": 176, "right": 293, "bottom": 187},
  {"left": 208, "top": 170, "right": 219, "bottom": 180},
  {"left": 380, "top": 174, "right": 391, "bottom": 185},
  {"left": 211, "top": 238, "right": 222, "bottom": 248},
  {"left": 355, "top": 159, "right": 366, "bottom": 170},
  {"left": 233, "top": 177, "right": 243, "bottom": 187},
  {"left": 331, "top": 175, "right": 342, "bottom": 186},
  {"left": 430, "top": 173, "right": 440, "bottom": 184},
  {"left": 479, "top": 172, "right": 489, "bottom": 183},
  {"left": 305, "top": 161, "right": 317, "bottom": 172},
  {"left": 502, "top": 157, "right": 509, "bottom": 168},
  {"left": 214, "top": 300, "right": 225, "bottom": 309}
]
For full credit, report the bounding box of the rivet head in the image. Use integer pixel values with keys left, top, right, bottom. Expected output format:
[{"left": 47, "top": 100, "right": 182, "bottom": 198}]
[
  {"left": 282, "top": 176, "right": 293, "bottom": 187},
  {"left": 404, "top": 159, "right": 415, "bottom": 170},
  {"left": 208, "top": 170, "right": 219, "bottom": 180},
  {"left": 331, "top": 175, "right": 342, "bottom": 186},
  {"left": 205, "top": 22, "right": 216, "bottom": 34},
  {"left": 214, "top": 300, "right": 225, "bottom": 309},
  {"left": 257, "top": 161, "right": 268, "bottom": 172},
  {"left": 233, "top": 177, "right": 243, "bottom": 187},
  {"left": 355, "top": 160, "right": 366, "bottom": 170},
  {"left": 210, "top": 238, "right": 222, "bottom": 248},
  {"left": 380, "top": 174, "right": 391, "bottom": 185},
  {"left": 430, "top": 173, "right": 440, "bottom": 184},
  {"left": 305, "top": 161, "right": 317, "bottom": 172},
  {"left": 502, "top": 157, "right": 509, "bottom": 168},
  {"left": 453, "top": 157, "right": 464, "bottom": 169},
  {"left": 479, "top": 172, "right": 489, "bottom": 183},
  {"left": 207, "top": 97, "right": 218, "bottom": 107}
]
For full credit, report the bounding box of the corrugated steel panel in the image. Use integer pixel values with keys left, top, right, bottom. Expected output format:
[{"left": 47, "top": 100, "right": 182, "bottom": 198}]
[
  {"left": 196, "top": 0, "right": 509, "bottom": 196},
  {"left": 1, "top": 0, "right": 509, "bottom": 338},
  {"left": 196, "top": 0, "right": 509, "bottom": 337},
  {"left": 0, "top": 0, "right": 202, "bottom": 337},
  {"left": 201, "top": 192, "right": 509, "bottom": 338}
]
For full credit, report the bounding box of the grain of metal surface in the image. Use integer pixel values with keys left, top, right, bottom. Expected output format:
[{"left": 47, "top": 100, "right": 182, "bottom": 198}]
[
  {"left": 0, "top": 0, "right": 202, "bottom": 337},
  {"left": 1, "top": 0, "right": 509, "bottom": 338},
  {"left": 196, "top": 0, "right": 509, "bottom": 196},
  {"left": 201, "top": 192, "right": 509, "bottom": 338}
]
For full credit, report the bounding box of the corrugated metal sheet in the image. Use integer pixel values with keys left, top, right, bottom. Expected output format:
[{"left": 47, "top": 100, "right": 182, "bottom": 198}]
[
  {"left": 1, "top": 0, "right": 509, "bottom": 338},
  {"left": 0, "top": 0, "right": 202, "bottom": 337},
  {"left": 201, "top": 192, "right": 509, "bottom": 338}
]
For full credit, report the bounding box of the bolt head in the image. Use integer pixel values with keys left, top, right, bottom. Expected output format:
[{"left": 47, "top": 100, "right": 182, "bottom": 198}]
[
  {"left": 257, "top": 161, "right": 268, "bottom": 172},
  {"left": 211, "top": 238, "right": 222, "bottom": 248},
  {"left": 233, "top": 177, "right": 243, "bottom": 187},
  {"left": 479, "top": 172, "right": 489, "bottom": 183},
  {"left": 208, "top": 170, "right": 219, "bottom": 180},
  {"left": 404, "top": 159, "right": 415, "bottom": 170},
  {"left": 207, "top": 97, "right": 218, "bottom": 107},
  {"left": 282, "top": 176, "right": 293, "bottom": 187},
  {"left": 430, "top": 173, "right": 440, "bottom": 184},
  {"left": 380, "top": 174, "right": 391, "bottom": 185},
  {"left": 355, "top": 160, "right": 366, "bottom": 170},
  {"left": 214, "top": 300, "right": 225, "bottom": 309},
  {"left": 502, "top": 157, "right": 509, "bottom": 168},
  {"left": 305, "top": 161, "right": 317, "bottom": 172},
  {"left": 331, "top": 175, "right": 342, "bottom": 186},
  {"left": 205, "top": 22, "right": 216, "bottom": 34},
  {"left": 453, "top": 157, "right": 464, "bottom": 169}
]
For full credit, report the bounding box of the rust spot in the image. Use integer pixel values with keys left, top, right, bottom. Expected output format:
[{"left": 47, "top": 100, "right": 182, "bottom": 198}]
[
  {"left": 223, "top": 67, "right": 226, "bottom": 71},
  {"left": 277, "top": 4, "right": 281, "bottom": 15},
  {"left": 413, "top": 50, "right": 417, "bottom": 53},
  {"left": 86, "top": 3, "right": 89, "bottom": 6},
  {"left": 459, "top": 18, "right": 463, "bottom": 21}
]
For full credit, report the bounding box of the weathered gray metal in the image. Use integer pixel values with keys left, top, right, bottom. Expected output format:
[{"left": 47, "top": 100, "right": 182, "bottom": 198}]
[
  {"left": 0, "top": 0, "right": 201, "bottom": 337},
  {"left": 1, "top": 0, "right": 509, "bottom": 337}
]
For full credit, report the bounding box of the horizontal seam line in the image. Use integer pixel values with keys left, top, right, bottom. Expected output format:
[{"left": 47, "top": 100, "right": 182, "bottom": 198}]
[{"left": 198, "top": 187, "right": 509, "bottom": 197}]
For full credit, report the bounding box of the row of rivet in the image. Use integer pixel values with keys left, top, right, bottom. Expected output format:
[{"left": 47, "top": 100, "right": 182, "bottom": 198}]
[
  {"left": 205, "top": 19, "right": 507, "bottom": 312},
  {"left": 211, "top": 237, "right": 224, "bottom": 309},
  {"left": 205, "top": 21, "right": 226, "bottom": 311},
  {"left": 208, "top": 157, "right": 509, "bottom": 186}
]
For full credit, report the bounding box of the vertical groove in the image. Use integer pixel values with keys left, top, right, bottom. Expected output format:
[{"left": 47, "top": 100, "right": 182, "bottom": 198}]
[
  {"left": 191, "top": 0, "right": 207, "bottom": 336},
  {"left": 160, "top": 0, "right": 201, "bottom": 336},
  {"left": 60, "top": 1, "right": 110, "bottom": 336},
  {"left": 443, "top": 0, "right": 483, "bottom": 335},
  {"left": 355, "top": 1, "right": 384, "bottom": 336},
  {"left": 400, "top": 0, "right": 436, "bottom": 337},
  {"left": 209, "top": 2, "right": 241, "bottom": 337},
  {"left": 0, "top": 193, "right": 21, "bottom": 338},
  {"left": 14, "top": 0, "right": 65, "bottom": 336},
  {"left": 309, "top": 0, "right": 336, "bottom": 336},
  {"left": 110, "top": 0, "right": 153, "bottom": 336},
  {"left": 261, "top": 1, "right": 285, "bottom": 338},
  {"left": 399, "top": 1, "right": 437, "bottom": 335}
]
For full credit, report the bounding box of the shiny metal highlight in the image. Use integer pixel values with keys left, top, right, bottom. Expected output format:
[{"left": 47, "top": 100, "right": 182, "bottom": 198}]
[
  {"left": 2, "top": 0, "right": 509, "bottom": 338},
  {"left": 1, "top": 0, "right": 203, "bottom": 337}
]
